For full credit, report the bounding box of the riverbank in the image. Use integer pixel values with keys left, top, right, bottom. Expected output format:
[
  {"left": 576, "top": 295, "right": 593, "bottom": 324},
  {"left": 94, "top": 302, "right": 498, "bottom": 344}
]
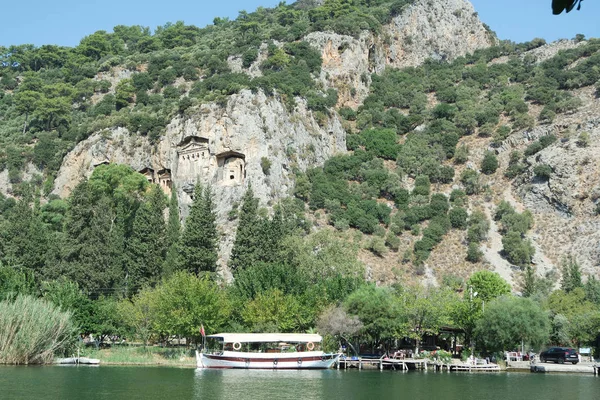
[{"left": 75, "top": 346, "right": 196, "bottom": 367}]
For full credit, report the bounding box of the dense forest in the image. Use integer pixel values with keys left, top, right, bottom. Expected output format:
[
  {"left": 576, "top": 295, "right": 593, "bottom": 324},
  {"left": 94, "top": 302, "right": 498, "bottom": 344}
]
[{"left": 2, "top": 0, "right": 600, "bottom": 362}]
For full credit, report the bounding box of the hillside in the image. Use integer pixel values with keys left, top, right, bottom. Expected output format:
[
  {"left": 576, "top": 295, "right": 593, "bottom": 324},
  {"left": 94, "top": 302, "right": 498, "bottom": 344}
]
[{"left": 1, "top": 0, "right": 599, "bottom": 292}]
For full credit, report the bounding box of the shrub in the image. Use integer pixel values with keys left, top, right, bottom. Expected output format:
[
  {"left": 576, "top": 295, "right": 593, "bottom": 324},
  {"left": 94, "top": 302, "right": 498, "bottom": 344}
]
[
  {"left": 466, "top": 242, "right": 483, "bottom": 263},
  {"left": 242, "top": 48, "right": 259, "bottom": 68},
  {"left": 385, "top": 232, "right": 400, "bottom": 251},
  {"left": 494, "top": 200, "right": 514, "bottom": 221},
  {"left": 429, "top": 193, "right": 449, "bottom": 216},
  {"left": 449, "top": 207, "right": 468, "bottom": 230},
  {"left": 533, "top": 164, "right": 552, "bottom": 180},
  {"left": 538, "top": 107, "right": 556, "bottom": 123},
  {"left": 539, "top": 134, "right": 557, "bottom": 148},
  {"left": 524, "top": 141, "right": 543, "bottom": 157},
  {"left": 454, "top": 144, "right": 469, "bottom": 164},
  {"left": 500, "top": 210, "right": 534, "bottom": 236},
  {"left": 360, "top": 129, "right": 399, "bottom": 160},
  {"left": 339, "top": 107, "right": 357, "bottom": 121},
  {"left": 450, "top": 189, "right": 467, "bottom": 206},
  {"left": 481, "top": 151, "right": 499, "bottom": 175},
  {"left": 460, "top": 169, "right": 481, "bottom": 195},
  {"left": 0, "top": 295, "right": 77, "bottom": 364},
  {"left": 334, "top": 219, "right": 350, "bottom": 231},
  {"left": 413, "top": 175, "right": 431, "bottom": 196},
  {"left": 162, "top": 85, "right": 181, "bottom": 99},
  {"left": 260, "top": 157, "right": 272, "bottom": 175},
  {"left": 577, "top": 132, "right": 590, "bottom": 147},
  {"left": 501, "top": 231, "right": 535, "bottom": 267},
  {"left": 369, "top": 237, "right": 388, "bottom": 257},
  {"left": 467, "top": 211, "right": 489, "bottom": 243}
]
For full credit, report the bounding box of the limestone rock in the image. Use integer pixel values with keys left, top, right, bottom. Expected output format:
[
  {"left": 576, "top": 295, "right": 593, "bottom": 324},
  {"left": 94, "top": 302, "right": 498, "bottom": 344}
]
[{"left": 305, "top": 0, "right": 496, "bottom": 107}]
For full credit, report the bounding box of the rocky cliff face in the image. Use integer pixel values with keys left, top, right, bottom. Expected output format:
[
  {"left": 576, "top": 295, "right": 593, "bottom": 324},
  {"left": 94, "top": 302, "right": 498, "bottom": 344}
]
[
  {"left": 305, "top": 0, "right": 495, "bottom": 107},
  {"left": 50, "top": 0, "right": 497, "bottom": 275},
  {"left": 54, "top": 0, "right": 493, "bottom": 205},
  {"left": 53, "top": 90, "right": 345, "bottom": 271}
]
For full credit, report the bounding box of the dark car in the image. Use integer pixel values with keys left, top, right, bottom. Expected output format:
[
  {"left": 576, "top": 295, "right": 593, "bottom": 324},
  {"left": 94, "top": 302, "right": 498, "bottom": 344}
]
[{"left": 539, "top": 347, "right": 579, "bottom": 364}]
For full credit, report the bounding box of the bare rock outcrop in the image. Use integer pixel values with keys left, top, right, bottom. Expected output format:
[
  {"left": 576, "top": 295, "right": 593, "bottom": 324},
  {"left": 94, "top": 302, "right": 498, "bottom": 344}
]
[{"left": 305, "top": 0, "right": 496, "bottom": 107}]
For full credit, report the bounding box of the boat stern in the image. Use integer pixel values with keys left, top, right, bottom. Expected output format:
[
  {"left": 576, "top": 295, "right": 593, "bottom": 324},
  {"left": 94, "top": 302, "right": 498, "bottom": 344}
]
[{"left": 195, "top": 350, "right": 204, "bottom": 368}]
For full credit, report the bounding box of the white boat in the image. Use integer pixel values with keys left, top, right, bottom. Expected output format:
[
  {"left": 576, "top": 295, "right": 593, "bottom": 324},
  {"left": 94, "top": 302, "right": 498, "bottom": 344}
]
[
  {"left": 56, "top": 357, "right": 100, "bottom": 365},
  {"left": 196, "top": 333, "right": 340, "bottom": 369}
]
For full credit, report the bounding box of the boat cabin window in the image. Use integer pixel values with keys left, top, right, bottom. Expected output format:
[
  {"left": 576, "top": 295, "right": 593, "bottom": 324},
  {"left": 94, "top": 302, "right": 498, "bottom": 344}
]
[
  {"left": 203, "top": 337, "right": 321, "bottom": 353},
  {"left": 216, "top": 341, "right": 320, "bottom": 353}
]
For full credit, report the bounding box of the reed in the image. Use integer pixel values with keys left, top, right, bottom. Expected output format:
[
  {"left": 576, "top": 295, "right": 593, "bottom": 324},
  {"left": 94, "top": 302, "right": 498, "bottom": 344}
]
[
  {"left": 0, "top": 295, "right": 77, "bottom": 364},
  {"left": 83, "top": 346, "right": 196, "bottom": 366}
]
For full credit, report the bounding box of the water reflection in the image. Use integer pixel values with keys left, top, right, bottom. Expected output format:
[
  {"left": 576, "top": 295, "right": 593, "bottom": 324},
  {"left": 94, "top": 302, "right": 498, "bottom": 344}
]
[
  {"left": 193, "top": 369, "right": 332, "bottom": 400},
  {"left": 2, "top": 365, "right": 599, "bottom": 400}
]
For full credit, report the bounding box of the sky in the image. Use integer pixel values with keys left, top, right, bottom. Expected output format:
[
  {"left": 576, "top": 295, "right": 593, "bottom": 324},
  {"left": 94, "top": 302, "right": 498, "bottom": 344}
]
[{"left": 0, "top": 0, "right": 599, "bottom": 48}]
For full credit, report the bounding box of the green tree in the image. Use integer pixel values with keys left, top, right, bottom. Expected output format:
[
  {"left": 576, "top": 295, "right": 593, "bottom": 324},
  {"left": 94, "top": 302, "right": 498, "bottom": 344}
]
[
  {"left": 560, "top": 255, "right": 582, "bottom": 293},
  {"left": 241, "top": 289, "right": 305, "bottom": 332},
  {"left": 13, "top": 90, "right": 41, "bottom": 134},
  {"left": 345, "top": 285, "right": 404, "bottom": 343},
  {"left": 466, "top": 270, "right": 511, "bottom": 303},
  {"left": 0, "top": 200, "right": 50, "bottom": 276},
  {"left": 41, "top": 279, "right": 94, "bottom": 335},
  {"left": 118, "top": 286, "right": 158, "bottom": 347},
  {"left": 399, "top": 285, "right": 458, "bottom": 353},
  {"left": 177, "top": 184, "right": 218, "bottom": 275},
  {"left": 163, "top": 187, "right": 181, "bottom": 276},
  {"left": 152, "top": 271, "right": 231, "bottom": 342},
  {"left": 475, "top": 295, "right": 550, "bottom": 353},
  {"left": 230, "top": 186, "right": 260, "bottom": 272},
  {"left": 126, "top": 186, "right": 167, "bottom": 290},
  {"left": 0, "top": 264, "right": 37, "bottom": 301},
  {"left": 547, "top": 288, "right": 600, "bottom": 347}
]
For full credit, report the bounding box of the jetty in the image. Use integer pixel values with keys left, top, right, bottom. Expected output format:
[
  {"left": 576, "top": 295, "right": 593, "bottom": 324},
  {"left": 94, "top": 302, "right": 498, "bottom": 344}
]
[
  {"left": 336, "top": 355, "right": 503, "bottom": 373},
  {"left": 438, "top": 362, "right": 500, "bottom": 372},
  {"left": 337, "top": 356, "right": 428, "bottom": 371},
  {"left": 504, "top": 359, "right": 598, "bottom": 375}
]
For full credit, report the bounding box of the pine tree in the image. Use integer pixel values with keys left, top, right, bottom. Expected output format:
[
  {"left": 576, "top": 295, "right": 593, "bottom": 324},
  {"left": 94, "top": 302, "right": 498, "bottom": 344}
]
[
  {"left": 0, "top": 199, "right": 49, "bottom": 275},
  {"left": 126, "top": 185, "right": 167, "bottom": 292},
  {"left": 521, "top": 265, "right": 536, "bottom": 297},
  {"left": 60, "top": 181, "right": 127, "bottom": 295},
  {"left": 177, "top": 184, "right": 218, "bottom": 275},
  {"left": 163, "top": 186, "right": 181, "bottom": 277},
  {"left": 561, "top": 255, "right": 582, "bottom": 293},
  {"left": 229, "top": 185, "right": 260, "bottom": 273}
]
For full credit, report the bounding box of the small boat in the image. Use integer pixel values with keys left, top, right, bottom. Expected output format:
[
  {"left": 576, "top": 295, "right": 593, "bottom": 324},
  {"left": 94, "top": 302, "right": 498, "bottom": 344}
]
[
  {"left": 196, "top": 333, "right": 340, "bottom": 369},
  {"left": 56, "top": 357, "right": 100, "bottom": 365}
]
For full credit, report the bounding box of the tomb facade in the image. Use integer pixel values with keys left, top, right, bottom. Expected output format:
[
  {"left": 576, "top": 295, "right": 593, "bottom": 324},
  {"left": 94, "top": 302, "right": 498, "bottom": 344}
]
[{"left": 216, "top": 151, "right": 246, "bottom": 186}]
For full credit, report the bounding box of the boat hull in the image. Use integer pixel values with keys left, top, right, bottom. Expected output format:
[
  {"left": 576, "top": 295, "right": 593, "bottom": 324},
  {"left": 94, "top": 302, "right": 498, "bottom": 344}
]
[{"left": 196, "top": 351, "right": 339, "bottom": 369}]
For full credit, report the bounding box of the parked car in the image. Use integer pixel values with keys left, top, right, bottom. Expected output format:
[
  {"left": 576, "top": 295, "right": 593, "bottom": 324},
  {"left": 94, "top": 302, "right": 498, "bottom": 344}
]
[{"left": 539, "top": 347, "right": 579, "bottom": 364}]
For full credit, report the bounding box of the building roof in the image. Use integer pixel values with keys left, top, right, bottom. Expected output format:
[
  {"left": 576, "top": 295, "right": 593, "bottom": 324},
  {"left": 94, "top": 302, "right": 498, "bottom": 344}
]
[{"left": 207, "top": 333, "right": 322, "bottom": 343}]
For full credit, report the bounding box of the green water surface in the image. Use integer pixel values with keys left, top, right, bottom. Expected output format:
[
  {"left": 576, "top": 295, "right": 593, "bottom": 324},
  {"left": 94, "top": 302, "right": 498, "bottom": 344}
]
[{"left": 0, "top": 366, "right": 597, "bottom": 400}]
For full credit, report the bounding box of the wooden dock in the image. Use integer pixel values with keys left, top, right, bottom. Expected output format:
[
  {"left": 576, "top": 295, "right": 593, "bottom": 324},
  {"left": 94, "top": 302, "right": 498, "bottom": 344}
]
[
  {"left": 444, "top": 363, "right": 500, "bottom": 372},
  {"left": 337, "top": 357, "right": 428, "bottom": 371}
]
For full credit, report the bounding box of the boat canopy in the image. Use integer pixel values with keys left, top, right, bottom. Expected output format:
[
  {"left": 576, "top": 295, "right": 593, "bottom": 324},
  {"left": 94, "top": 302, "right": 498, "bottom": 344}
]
[{"left": 207, "top": 333, "right": 322, "bottom": 343}]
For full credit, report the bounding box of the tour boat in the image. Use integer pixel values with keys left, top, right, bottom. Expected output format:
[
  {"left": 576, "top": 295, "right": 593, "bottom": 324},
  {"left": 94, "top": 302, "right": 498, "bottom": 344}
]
[{"left": 196, "top": 333, "right": 340, "bottom": 369}]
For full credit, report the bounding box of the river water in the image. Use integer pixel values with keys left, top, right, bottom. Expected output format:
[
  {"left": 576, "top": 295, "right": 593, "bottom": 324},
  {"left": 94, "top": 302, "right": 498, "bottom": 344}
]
[{"left": 0, "top": 366, "right": 597, "bottom": 400}]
